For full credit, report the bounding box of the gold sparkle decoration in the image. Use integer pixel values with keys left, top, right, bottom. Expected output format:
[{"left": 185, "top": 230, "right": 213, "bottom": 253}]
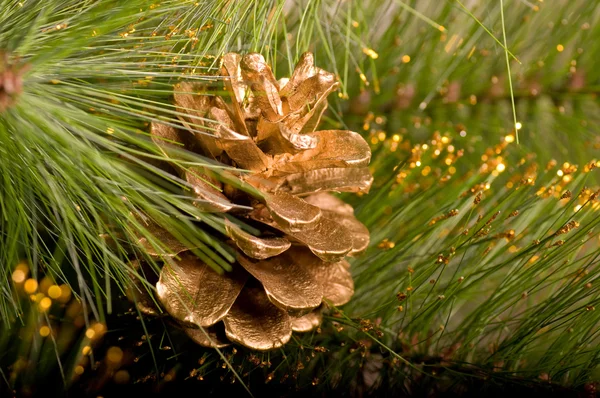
[{"left": 129, "top": 52, "right": 371, "bottom": 350}]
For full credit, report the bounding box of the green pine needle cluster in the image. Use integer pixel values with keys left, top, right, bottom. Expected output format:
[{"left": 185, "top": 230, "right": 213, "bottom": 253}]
[{"left": 1, "top": 0, "right": 599, "bottom": 395}]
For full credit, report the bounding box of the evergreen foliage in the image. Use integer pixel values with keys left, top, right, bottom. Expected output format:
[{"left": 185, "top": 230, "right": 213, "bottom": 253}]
[{"left": 1, "top": 0, "right": 599, "bottom": 395}]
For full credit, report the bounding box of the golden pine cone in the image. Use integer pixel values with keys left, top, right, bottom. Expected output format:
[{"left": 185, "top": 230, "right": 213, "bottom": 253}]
[{"left": 129, "top": 52, "right": 372, "bottom": 350}]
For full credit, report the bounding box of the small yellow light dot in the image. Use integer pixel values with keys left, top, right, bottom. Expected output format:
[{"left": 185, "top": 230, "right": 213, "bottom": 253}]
[
  {"left": 74, "top": 365, "right": 84, "bottom": 375},
  {"left": 106, "top": 346, "right": 124, "bottom": 365},
  {"left": 377, "top": 132, "right": 386, "bottom": 141},
  {"left": 574, "top": 205, "right": 582, "bottom": 212},
  {"left": 12, "top": 270, "right": 26, "bottom": 283},
  {"left": 392, "top": 134, "right": 401, "bottom": 142},
  {"left": 496, "top": 163, "right": 506, "bottom": 172},
  {"left": 48, "top": 285, "right": 62, "bottom": 299},
  {"left": 85, "top": 328, "right": 96, "bottom": 339},
  {"left": 557, "top": 44, "right": 564, "bottom": 52},
  {"left": 415, "top": 161, "right": 422, "bottom": 167},
  {"left": 515, "top": 122, "right": 522, "bottom": 130},
  {"left": 24, "top": 279, "right": 38, "bottom": 294},
  {"left": 505, "top": 134, "right": 515, "bottom": 143},
  {"left": 362, "top": 48, "right": 379, "bottom": 59},
  {"left": 39, "top": 326, "right": 51, "bottom": 337},
  {"left": 402, "top": 55, "right": 411, "bottom": 63},
  {"left": 557, "top": 170, "right": 564, "bottom": 177},
  {"left": 82, "top": 346, "right": 92, "bottom": 355},
  {"left": 39, "top": 297, "right": 52, "bottom": 311}
]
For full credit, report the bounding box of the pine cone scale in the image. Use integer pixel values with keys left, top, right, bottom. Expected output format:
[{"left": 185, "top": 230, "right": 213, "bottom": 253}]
[{"left": 156, "top": 253, "right": 247, "bottom": 327}]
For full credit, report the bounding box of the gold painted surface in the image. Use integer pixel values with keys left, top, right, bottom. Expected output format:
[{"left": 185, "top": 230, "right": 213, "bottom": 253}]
[
  {"left": 223, "top": 283, "right": 292, "bottom": 350},
  {"left": 269, "top": 166, "right": 373, "bottom": 195},
  {"left": 183, "top": 323, "right": 230, "bottom": 348},
  {"left": 290, "top": 309, "right": 322, "bottom": 332},
  {"left": 265, "top": 191, "right": 321, "bottom": 231},
  {"left": 240, "top": 53, "right": 283, "bottom": 121},
  {"left": 156, "top": 253, "right": 247, "bottom": 327},
  {"left": 292, "top": 248, "right": 354, "bottom": 307},
  {"left": 225, "top": 219, "right": 290, "bottom": 259},
  {"left": 332, "top": 213, "right": 370, "bottom": 256},
  {"left": 303, "top": 192, "right": 354, "bottom": 216},
  {"left": 289, "top": 217, "right": 353, "bottom": 262},
  {"left": 269, "top": 130, "right": 371, "bottom": 175},
  {"left": 150, "top": 122, "right": 186, "bottom": 156},
  {"left": 317, "top": 260, "right": 354, "bottom": 306},
  {"left": 237, "top": 253, "right": 322, "bottom": 312},
  {"left": 184, "top": 167, "right": 234, "bottom": 212},
  {"left": 221, "top": 53, "right": 249, "bottom": 136},
  {"left": 304, "top": 193, "right": 370, "bottom": 255}
]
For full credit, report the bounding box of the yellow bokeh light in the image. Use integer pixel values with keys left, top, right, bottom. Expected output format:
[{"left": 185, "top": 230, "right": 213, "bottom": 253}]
[
  {"left": 24, "top": 279, "right": 38, "bottom": 294},
  {"left": 48, "top": 285, "right": 62, "bottom": 299},
  {"left": 402, "top": 55, "right": 411, "bottom": 63},
  {"left": 496, "top": 163, "right": 506, "bottom": 172},
  {"left": 362, "top": 48, "right": 379, "bottom": 59},
  {"left": 39, "top": 326, "right": 51, "bottom": 337},
  {"left": 85, "top": 328, "right": 96, "bottom": 339},
  {"left": 39, "top": 297, "right": 52, "bottom": 311},
  {"left": 556, "top": 44, "right": 564, "bottom": 52},
  {"left": 12, "top": 269, "right": 26, "bottom": 283}
]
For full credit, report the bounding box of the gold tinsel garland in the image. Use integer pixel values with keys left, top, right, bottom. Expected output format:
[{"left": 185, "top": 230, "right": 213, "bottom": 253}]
[{"left": 128, "top": 52, "right": 372, "bottom": 350}]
